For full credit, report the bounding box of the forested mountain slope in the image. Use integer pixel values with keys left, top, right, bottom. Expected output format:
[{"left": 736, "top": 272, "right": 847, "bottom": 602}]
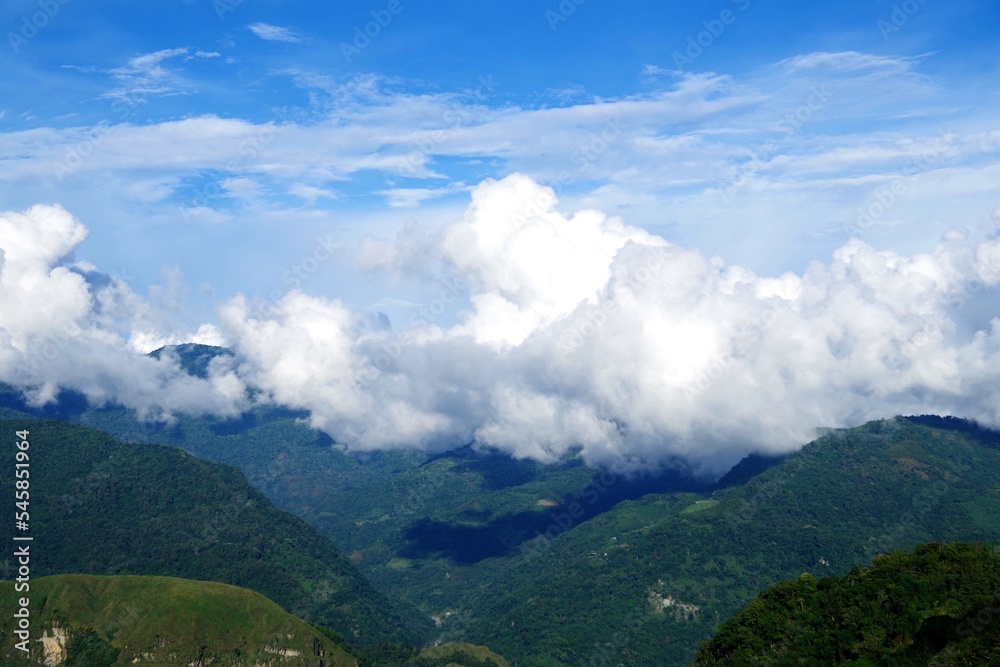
[
  {"left": 456, "top": 417, "right": 1000, "bottom": 665},
  {"left": 694, "top": 541, "right": 1000, "bottom": 665},
  {"left": 0, "top": 418, "right": 432, "bottom": 646}
]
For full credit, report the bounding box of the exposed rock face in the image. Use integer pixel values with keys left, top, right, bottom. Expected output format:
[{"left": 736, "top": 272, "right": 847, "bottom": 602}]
[
  {"left": 40, "top": 625, "right": 67, "bottom": 666},
  {"left": 648, "top": 585, "right": 701, "bottom": 622}
]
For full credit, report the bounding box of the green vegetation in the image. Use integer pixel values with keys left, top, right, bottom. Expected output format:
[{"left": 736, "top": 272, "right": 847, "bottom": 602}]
[
  {"left": 353, "top": 642, "right": 509, "bottom": 667},
  {"left": 65, "top": 628, "right": 120, "bottom": 667},
  {"left": 149, "top": 342, "right": 235, "bottom": 378},
  {"left": 0, "top": 418, "right": 431, "bottom": 646},
  {"left": 6, "top": 377, "right": 703, "bottom": 617},
  {"left": 0, "top": 574, "right": 357, "bottom": 666},
  {"left": 418, "top": 642, "right": 510, "bottom": 667},
  {"left": 0, "top": 371, "right": 708, "bottom": 623},
  {"left": 695, "top": 541, "right": 1000, "bottom": 665},
  {"left": 5, "top": 370, "right": 1000, "bottom": 666},
  {"left": 680, "top": 499, "right": 719, "bottom": 514},
  {"left": 456, "top": 417, "right": 1000, "bottom": 665}
]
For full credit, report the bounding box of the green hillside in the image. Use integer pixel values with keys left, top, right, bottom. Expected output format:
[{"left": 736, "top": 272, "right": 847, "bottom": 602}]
[
  {"left": 7, "top": 373, "right": 1000, "bottom": 665},
  {"left": 418, "top": 642, "right": 510, "bottom": 666},
  {"left": 0, "top": 418, "right": 432, "bottom": 646},
  {"left": 0, "top": 377, "right": 706, "bottom": 619},
  {"left": 694, "top": 541, "right": 1000, "bottom": 665},
  {"left": 454, "top": 417, "right": 1000, "bottom": 665},
  {"left": 355, "top": 642, "right": 510, "bottom": 667},
  {"left": 0, "top": 574, "right": 358, "bottom": 666}
]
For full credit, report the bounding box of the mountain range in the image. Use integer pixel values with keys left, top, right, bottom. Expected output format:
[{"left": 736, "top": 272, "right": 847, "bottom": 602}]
[{"left": 2, "top": 344, "right": 1000, "bottom": 664}]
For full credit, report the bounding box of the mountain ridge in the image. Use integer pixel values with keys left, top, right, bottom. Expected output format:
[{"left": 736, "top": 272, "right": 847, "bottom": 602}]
[{"left": 0, "top": 417, "right": 433, "bottom": 646}]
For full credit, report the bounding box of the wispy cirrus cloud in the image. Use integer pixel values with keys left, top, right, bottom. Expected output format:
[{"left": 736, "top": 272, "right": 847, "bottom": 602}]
[
  {"left": 376, "top": 184, "right": 469, "bottom": 208},
  {"left": 0, "top": 50, "right": 997, "bottom": 290},
  {"left": 779, "top": 50, "right": 922, "bottom": 73},
  {"left": 247, "top": 22, "right": 304, "bottom": 44},
  {"left": 102, "top": 48, "right": 219, "bottom": 102}
]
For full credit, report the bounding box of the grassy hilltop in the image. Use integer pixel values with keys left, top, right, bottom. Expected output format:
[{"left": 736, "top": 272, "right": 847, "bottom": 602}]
[{"left": 0, "top": 574, "right": 357, "bottom": 667}]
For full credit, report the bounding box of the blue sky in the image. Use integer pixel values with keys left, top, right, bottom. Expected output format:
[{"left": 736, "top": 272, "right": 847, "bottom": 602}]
[
  {"left": 3, "top": 0, "right": 998, "bottom": 326},
  {"left": 2, "top": 0, "right": 1000, "bottom": 468}
]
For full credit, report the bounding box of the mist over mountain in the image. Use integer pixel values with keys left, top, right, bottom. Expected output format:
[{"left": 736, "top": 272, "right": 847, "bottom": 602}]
[
  {"left": 5, "top": 378, "right": 1000, "bottom": 664},
  {"left": 2, "top": 176, "right": 1000, "bottom": 476}
]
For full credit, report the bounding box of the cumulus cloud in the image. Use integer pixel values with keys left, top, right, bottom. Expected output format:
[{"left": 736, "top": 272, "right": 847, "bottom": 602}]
[
  {"left": 4, "top": 176, "right": 1000, "bottom": 476},
  {"left": 217, "top": 174, "right": 1000, "bottom": 475},
  {"left": 0, "top": 205, "right": 245, "bottom": 419},
  {"left": 358, "top": 219, "right": 440, "bottom": 276}
]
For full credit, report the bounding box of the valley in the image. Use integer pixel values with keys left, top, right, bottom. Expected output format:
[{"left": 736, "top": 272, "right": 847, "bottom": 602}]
[{"left": 3, "top": 360, "right": 1000, "bottom": 664}]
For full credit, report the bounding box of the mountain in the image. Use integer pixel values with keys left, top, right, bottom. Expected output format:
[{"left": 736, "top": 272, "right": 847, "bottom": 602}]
[
  {"left": 0, "top": 418, "right": 432, "bottom": 646},
  {"left": 7, "top": 366, "right": 1000, "bottom": 665},
  {"left": 148, "top": 342, "right": 235, "bottom": 378},
  {"left": 694, "top": 541, "right": 1000, "bottom": 665},
  {"left": 0, "top": 574, "right": 358, "bottom": 666},
  {"left": 452, "top": 416, "right": 1000, "bottom": 665},
  {"left": 356, "top": 642, "right": 510, "bottom": 667},
  {"left": 0, "top": 373, "right": 712, "bottom": 618}
]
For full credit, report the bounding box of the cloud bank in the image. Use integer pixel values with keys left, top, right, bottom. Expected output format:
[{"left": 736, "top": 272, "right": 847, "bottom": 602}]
[
  {"left": 3, "top": 175, "right": 1000, "bottom": 475},
  {"left": 0, "top": 205, "right": 244, "bottom": 419}
]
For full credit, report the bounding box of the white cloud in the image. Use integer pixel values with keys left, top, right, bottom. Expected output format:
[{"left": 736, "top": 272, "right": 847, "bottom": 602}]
[
  {"left": 102, "top": 48, "right": 217, "bottom": 102},
  {"left": 288, "top": 183, "right": 339, "bottom": 205},
  {"left": 0, "top": 205, "right": 245, "bottom": 419},
  {"left": 2, "top": 54, "right": 990, "bottom": 270},
  {"left": 129, "top": 323, "right": 227, "bottom": 354},
  {"left": 247, "top": 23, "right": 305, "bottom": 44},
  {"left": 440, "top": 174, "right": 666, "bottom": 347},
  {"left": 2, "top": 177, "right": 1000, "bottom": 475},
  {"left": 358, "top": 219, "right": 438, "bottom": 274},
  {"left": 376, "top": 183, "right": 467, "bottom": 208},
  {"left": 779, "top": 51, "right": 920, "bottom": 73},
  {"left": 214, "top": 174, "right": 1000, "bottom": 475},
  {"left": 3, "top": 42, "right": 1000, "bottom": 477}
]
